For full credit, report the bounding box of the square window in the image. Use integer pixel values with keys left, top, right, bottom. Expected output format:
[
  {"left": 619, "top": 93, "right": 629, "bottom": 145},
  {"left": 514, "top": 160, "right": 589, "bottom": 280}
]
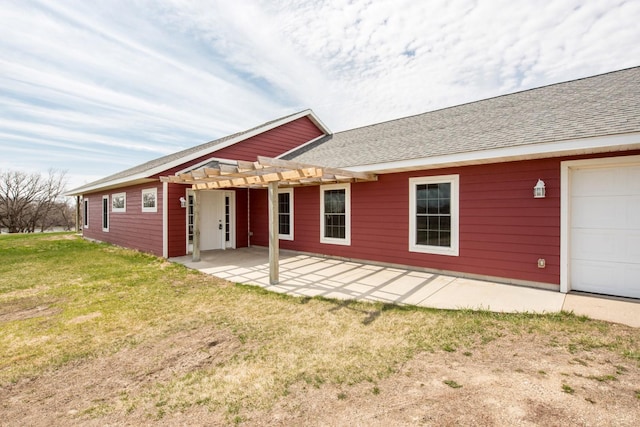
[
  {"left": 142, "top": 188, "right": 157, "bottom": 212},
  {"left": 112, "top": 192, "right": 126, "bottom": 212}
]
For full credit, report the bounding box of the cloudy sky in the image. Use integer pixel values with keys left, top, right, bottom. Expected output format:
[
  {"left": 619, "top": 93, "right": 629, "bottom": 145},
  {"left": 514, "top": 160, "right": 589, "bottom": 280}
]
[{"left": 1, "top": 0, "right": 639, "bottom": 190}]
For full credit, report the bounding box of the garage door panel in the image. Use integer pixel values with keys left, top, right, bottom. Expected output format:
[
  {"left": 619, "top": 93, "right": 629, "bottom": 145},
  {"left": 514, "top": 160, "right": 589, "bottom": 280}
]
[
  {"left": 572, "top": 260, "right": 640, "bottom": 298},
  {"left": 571, "top": 196, "right": 629, "bottom": 229},
  {"left": 570, "top": 162, "right": 640, "bottom": 298}
]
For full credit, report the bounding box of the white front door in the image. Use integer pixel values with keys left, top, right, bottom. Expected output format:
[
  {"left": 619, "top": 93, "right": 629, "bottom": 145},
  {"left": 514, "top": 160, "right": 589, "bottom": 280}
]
[
  {"left": 187, "top": 190, "right": 235, "bottom": 252},
  {"left": 569, "top": 161, "right": 640, "bottom": 298},
  {"left": 200, "top": 191, "right": 225, "bottom": 250}
]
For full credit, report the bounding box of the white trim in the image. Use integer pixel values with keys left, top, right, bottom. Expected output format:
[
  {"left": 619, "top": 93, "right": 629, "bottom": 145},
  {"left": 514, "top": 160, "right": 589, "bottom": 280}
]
[
  {"left": 560, "top": 154, "right": 640, "bottom": 294},
  {"left": 350, "top": 133, "right": 640, "bottom": 174},
  {"left": 278, "top": 188, "right": 294, "bottom": 241},
  {"left": 111, "top": 192, "right": 126, "bottom": 212},
  {"left": 162, "top": 182, "right": 168, "bottom": 258},
  {"left": 66, "top": 110, "right": 330, "bottom": 196},
  {"left": 102, "top": 195, "right": 109, "bottom": 232},
  {"left": 276, "top": 134, "right": 327, "bottom": 160},
  {"left": 320, "top": 183, "right": 351, "bottom": 246},
  {"left": 141, "top": 188, "right": 158, "bottom": 213},
  {"left": 408, "top": 175, "right": 460, "bottom": 257}
]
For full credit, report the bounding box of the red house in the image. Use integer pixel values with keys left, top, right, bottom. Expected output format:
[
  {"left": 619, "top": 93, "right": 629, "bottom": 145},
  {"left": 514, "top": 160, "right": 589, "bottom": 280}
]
[{"left": 67, "top": 67, "right": 640, "bottom": 299}]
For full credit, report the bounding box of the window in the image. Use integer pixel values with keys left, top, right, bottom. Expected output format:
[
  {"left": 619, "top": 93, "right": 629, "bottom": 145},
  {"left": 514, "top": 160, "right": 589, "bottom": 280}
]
[
  {"left": 141, "top": 188, "right": 157, "bottom": 212},
  {"left": 320, "top": 183, "right": 350, "bottom": 245},
  {"left": 102, "top": 195, "right": 109, "bottom": 232},
  {"left": 409, "top": 175, "right": 459, "bottom": 256},
  {"left": 112, "top": 192, "right": 126, "bottom": 212},
  {"left": 278, "top": 188, "right": 294, "bottom": 240},
  {"left": 83, "top": 198, "right": 89, "bottom": 228}
]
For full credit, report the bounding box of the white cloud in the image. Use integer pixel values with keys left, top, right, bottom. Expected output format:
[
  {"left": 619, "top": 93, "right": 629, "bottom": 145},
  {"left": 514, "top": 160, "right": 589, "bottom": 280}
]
[{"left": 0, "top": 0, "right": 638, "bottom": 191}]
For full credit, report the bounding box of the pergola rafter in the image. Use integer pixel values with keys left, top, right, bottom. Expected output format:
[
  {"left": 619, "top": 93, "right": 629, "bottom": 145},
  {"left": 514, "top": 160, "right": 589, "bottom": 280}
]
[
  {"left": 160, "top": 156, "right": 377, "bottom": 285},
  {"left": 161, "top": 156, "right": 377, "bottom": 189}
]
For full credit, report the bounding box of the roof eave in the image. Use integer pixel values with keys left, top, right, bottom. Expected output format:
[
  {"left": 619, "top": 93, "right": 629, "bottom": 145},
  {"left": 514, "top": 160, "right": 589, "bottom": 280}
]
[{"left": 347, "top": 132, "right": 640, "bottom": 174}]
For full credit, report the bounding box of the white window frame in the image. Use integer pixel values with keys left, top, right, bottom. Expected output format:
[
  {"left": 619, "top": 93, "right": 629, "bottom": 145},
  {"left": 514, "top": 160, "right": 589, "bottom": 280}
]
[
  {"left": 409, "top": 175, "right": 459, "bottom": 256},
  {"left": 112, "top": 192, "right": 126, "bottom": 212},
  {"left": 83, "top": 198, "right": 89, "bottom": 228},
  {"left": 102, "top": 195, "right": 109, "bottom": 232},
  {"left": 320, "top": 183, "right": 351, "bottom": 246},
  {"left": 278, "top": 188, "right": 294, "bottom": 241},
  {"left": 141, "top": 188, "right": 158, "bottom": 212}
]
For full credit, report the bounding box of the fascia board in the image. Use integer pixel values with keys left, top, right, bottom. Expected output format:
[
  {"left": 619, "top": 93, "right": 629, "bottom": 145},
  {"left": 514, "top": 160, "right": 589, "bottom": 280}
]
[
  {"left": 348, "top": 133, "right": 640, "bottom": 174},
  {"left": 65, "top": 178, "right": 156, "bottom": 196}
]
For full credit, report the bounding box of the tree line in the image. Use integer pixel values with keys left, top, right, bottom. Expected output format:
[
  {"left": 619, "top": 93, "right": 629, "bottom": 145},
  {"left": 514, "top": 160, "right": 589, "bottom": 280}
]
[{"left": 0, "top": 169, "right": 75, "bottom": 233}]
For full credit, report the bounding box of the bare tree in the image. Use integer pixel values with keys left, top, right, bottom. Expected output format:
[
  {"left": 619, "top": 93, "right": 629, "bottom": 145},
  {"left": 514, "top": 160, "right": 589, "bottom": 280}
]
[{"left": 0, "top": 169, "right": 69, "bottom": 233}]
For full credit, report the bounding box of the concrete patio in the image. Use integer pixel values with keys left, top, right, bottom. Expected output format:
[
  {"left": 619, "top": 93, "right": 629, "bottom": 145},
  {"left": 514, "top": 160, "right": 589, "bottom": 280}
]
[{"left": 171, "top": 247, "right": 639, "bottom": 328}]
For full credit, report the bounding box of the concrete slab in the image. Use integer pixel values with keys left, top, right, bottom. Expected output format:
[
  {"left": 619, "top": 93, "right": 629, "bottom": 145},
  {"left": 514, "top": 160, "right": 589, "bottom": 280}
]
[
  {"left": 563, "top": 293, "right": 640, "bottom": 327},
  {"left": 170, "top": 248, "right": 639, "bottom": 327},
  {"left": 420, "top": 277, "right": 566, "bottom": 313}
]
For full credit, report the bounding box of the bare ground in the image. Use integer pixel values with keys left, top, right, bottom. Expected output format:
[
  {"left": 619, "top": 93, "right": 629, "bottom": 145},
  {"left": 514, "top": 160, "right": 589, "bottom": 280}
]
[{"left": 1, "top": 320, "right": 639, "bottom": 426}]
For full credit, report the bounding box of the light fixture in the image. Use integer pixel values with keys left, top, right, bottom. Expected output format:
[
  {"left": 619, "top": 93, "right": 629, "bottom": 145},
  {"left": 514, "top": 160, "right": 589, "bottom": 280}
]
[
  {"left": 533, "top": 179, "right": 546, "bottom": 198},
  {"left": 179, "top": 196, "right": 187, "bottom": 208}
]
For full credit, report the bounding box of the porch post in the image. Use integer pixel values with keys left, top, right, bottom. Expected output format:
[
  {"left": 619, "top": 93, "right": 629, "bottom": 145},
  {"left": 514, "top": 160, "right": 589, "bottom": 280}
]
[
  {"left": 268, "top": 181, "right": 279, "bottom": 285},
  {"left": 192, "top": 189, "right": 201, "bottom": 262}
]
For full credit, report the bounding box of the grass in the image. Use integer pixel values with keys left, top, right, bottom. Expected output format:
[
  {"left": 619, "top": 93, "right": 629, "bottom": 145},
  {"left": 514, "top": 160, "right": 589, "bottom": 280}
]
[{"left": 1, "top": 233, "right": 639, "bottom": 421}]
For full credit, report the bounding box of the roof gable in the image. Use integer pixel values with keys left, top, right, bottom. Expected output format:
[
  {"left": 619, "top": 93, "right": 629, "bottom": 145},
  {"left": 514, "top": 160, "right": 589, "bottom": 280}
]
[{"left": 67, "top": 109, "right": 329, "bottom": 195}]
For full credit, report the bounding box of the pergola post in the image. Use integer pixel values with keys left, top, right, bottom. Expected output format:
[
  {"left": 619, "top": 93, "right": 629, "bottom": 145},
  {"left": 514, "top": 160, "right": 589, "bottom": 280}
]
[
  {"left": 268, "top": 181, "right": 279, "bottom": 285},
  {"left": 192, "top": 190, "right": 201, "bottom": 262}
]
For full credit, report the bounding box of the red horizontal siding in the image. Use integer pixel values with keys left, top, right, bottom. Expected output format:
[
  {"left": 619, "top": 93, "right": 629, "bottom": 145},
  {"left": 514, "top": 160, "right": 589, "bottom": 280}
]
[
  {"left": 83, "top": 183, "right": 164, "bottom": 256},
  {"left": 155, "top": 116, "right": 324, "bottom": 178},
  {"left": 250, "top": 157, "right": 564, "bottom": 286},
  {"left": 167, "top": 183, "right": 188, "bottom": 257}
]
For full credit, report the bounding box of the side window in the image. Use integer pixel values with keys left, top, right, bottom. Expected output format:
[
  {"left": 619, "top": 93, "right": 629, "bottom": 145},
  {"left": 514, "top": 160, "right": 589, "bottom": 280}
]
[
  {"left": 278, "top": 188, "right": 294, "bottom": 240},
  {"left": 409, "top": 175, "right": 459, "bottom": 256},
  {"left": 83, "top": 198, "right": 89, "bottom": 228},
  {"left": 320, "top": 183, "right": 351, "bottom": 246},
  {"left": 102, "top": 195, "right": 109, "bottom": 232},
  {"left": 112, "top": 192, "right": 126, "bottom": 212},
  {"left": 142, "top": 188, "right": 157, "bottom": 212}
]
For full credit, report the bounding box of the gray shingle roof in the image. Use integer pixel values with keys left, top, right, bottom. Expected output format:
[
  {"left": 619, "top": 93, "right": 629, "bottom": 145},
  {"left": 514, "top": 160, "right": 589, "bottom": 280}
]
[{"left": 286, "top": 67, "right": 640, "bottom": 168}]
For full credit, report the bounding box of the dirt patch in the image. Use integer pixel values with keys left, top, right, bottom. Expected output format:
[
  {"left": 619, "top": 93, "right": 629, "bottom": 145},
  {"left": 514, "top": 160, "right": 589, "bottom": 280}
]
[
  {"left": 0, "top": 326, "right": 241, "bottom": 426},
  {"left": 1, "top": 328, "right": 638, "bottom": 426},
  {"left": 258, "top": 334, "right": 640, "bottom": 426},
  {"left": 0, "top": 296, "right": 60, "bottom": 323}
]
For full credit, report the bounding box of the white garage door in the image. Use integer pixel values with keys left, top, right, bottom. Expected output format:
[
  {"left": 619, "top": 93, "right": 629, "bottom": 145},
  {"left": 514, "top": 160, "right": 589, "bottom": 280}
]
[{"left": 570, "top": 163, "right": 640, "bottom": 298}]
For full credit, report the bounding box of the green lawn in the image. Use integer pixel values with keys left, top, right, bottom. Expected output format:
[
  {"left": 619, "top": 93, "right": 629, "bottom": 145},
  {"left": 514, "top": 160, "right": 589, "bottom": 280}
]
[{"left": 1, "top": 233, "right": 638, "bottom": 424}]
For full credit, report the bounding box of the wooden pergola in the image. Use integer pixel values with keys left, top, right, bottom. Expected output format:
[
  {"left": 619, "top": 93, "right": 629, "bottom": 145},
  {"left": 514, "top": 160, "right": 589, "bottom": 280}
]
[{"left": 161, "top": 156, "right": 377, "bottom": 285}]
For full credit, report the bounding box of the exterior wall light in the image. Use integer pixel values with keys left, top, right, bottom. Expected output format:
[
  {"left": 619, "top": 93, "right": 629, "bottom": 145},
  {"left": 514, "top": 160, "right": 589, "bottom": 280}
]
[
  {"left": 179, "top": 196, "right": 187, "bottom": 208},
  {"left": 533, "top": 179, "right": 546, "bottom": 198}
]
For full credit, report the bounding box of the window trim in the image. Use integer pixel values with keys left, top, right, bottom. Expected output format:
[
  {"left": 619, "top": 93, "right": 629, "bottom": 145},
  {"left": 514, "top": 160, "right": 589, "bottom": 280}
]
[
  {"left": 102, "top": 195, "right": 109, "bottom": 232},
  {"left": 141, "top": 188, "right": 158, "bottom": 212},
  {"left": 320, "top": 183, "right": 351, "bottom": 246},
  {"left": 112, "top": 192, "right": 126, "bottom": 213},
  {"left": 83, "top": 198, "right": 89, "bottom": 228},
  {"left": 278, "top": 188, "right": 294, "bottom": 241},
  {"left": 409, "top": 175, "right": 459, "bottom": 256}
]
